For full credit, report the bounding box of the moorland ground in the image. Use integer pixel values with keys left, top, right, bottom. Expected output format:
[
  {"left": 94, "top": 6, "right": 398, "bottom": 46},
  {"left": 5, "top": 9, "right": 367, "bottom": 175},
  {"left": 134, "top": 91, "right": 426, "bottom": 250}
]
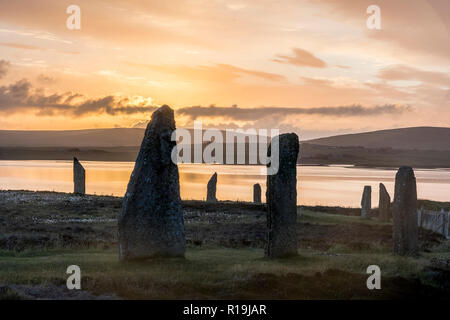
[{"left": 0, "top": 190, "right": 449, "bottom": 299}]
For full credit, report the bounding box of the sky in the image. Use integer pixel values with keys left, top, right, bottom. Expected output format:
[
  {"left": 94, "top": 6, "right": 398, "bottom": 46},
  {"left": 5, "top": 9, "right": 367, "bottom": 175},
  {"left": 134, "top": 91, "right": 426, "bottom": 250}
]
[{"left": 0, "top": 0, "right": 449, "bottom": 140}]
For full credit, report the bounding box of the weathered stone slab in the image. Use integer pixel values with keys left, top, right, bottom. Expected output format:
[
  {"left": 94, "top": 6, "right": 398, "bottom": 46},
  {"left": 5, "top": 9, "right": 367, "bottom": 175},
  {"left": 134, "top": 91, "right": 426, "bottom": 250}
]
[
  {"left": 393, "top": 166, "right": 419, "bottom": 256},
  {"left": 361, "top": 186, "right": 371, "bottom": 218},
  {"left": 253, "top": 183, "right": 262, "bottom": 204},
  {"left": 378, "top": 183, "right": 391, "bottom": 222},
  {"left": 118, "top": 105, "right": 185, "bottom": 260},
  {"left": 265, "top": 133, "right": 299, "bottom": 258},
  {"left": 73, "top": 157, "right": 85, "bottom": 195},
  {"left": 206, "top": 173, "right": 218, "bottom": 202}
]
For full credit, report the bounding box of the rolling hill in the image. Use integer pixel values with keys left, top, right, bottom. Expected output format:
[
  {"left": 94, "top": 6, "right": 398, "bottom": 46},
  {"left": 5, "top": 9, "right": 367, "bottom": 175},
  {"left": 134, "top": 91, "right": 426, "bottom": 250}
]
[
  {"left": 0, "top": 128, "right": 146, "bottom": 147},
  {"left": 0, "top": 126, "right": 448, "bottom": 150},
  {"left": 0, "top": 128, "right": 267, "bottom": 148},
  {"left": 1, "top": 127, "right": 450, "bottom": 167},
  {"left": 305, "top": 127, "right": 450, "bottom": 151}
]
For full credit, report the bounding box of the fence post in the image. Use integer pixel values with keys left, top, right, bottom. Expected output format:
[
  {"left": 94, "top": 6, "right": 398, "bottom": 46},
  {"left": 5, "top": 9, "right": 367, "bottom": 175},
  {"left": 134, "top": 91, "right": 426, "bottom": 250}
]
[
  {"left": 440, "top": 209, "right": 445, "bottom": 236},
  {"left": 446, "top": 211, "right": 450, "bottom": 239},
  {"left": 417, "top": 207, "right": 422, "bottom": 228}
]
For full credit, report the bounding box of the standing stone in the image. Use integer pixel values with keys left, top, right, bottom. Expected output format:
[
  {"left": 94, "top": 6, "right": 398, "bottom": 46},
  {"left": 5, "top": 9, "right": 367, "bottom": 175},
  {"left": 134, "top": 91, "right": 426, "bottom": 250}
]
[
  {"left": 206, "top": 173, "right": 217, "bottom": 202},
  {"left": 73, "top": 157, "right": 85, "bottom": 195},
  {"left": 393, "top": 166, "right": 419, "bottom": 256},
  {"left": 378, "top": 183, "right": 391, "bottom": 222},
  {"left": 118, "top": 105, "right": 185, "bottom": 260},
  {"left": 361, "top": 186, "right": 371, "bottom": 218},
  {"left": 265, "top": 133, "right": 299, "bottom": 258},
  {"left": 253, "top": 183, "right": 262, "bottom": 204}
]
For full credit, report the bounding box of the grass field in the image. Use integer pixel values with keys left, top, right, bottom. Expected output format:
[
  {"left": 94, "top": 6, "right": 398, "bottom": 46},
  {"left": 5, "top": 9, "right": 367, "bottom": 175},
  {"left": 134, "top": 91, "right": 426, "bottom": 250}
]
[{"left": 0, "top": 191, "right": 449, "bottom": 299}]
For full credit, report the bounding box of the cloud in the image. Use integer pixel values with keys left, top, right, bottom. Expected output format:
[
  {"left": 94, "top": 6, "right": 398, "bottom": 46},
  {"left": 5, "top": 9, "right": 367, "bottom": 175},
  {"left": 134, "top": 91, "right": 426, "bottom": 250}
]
[
  {"left": 0, "top": 42, "right": 41, "bottom": 50},
  {"left": 300, "top": 77, "right": 333, "bottom": 86},
  {"left": 36, "top": 74, "right": 56, "bottom": 84},
  {"left": 378, "top": 65, "right": 450, "bottom": 87},
  {"left": 133, "top": 63, "right": 285, "bottom": 82},
  {"left": 0, "top": 1, "right": 211, "bottom": 48},
  {"left": 0, "top": 60, "right": 10, "bottom": 79},
  {"left": 132, "top": 120, "right": 149, "bottom": 129},
  {"left": 0, "top": 78, "right": 157, "bottom": 117},
  {"left": 177, "top": 104, "right": 410, "bottom": 121},
  {"left": 217, "top": 64, "right": 285, "bottom": 81},
  {"left": 313, "top": 0, "right": 450, "bottom": 63},
  {"left": 272, "top": 48, "right": 327, "bottom": 68},
  {"left": 0, "top": 41, "right": 80, "bottom": 55}
]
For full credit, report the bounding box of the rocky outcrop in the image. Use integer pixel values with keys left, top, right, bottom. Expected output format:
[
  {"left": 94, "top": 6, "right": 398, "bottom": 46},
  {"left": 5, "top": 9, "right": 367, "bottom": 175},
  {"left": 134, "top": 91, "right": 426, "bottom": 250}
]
[
  {"left": 253, "top": 183, "right": 262, "bottom": 204},
  {"left": 206, "top": 173, "right": 218, "bottom": 202},
  {"left": 378, "top": 183, "right": 391, "bottom": 222},
  {"left": 118, "top": 105, "right": 185, "bottom": 260},
  {"left": 73, "top": 157, "right": 85, "bottom": 195},
  {"left": 393, "top": 166, "right": 419, "bottom": 256},
  {"left": 361, "top": 186, "right": 371, "bottom": 218},
  {"left": 265, "top": 133, "right": 299, "bottom": 258}
]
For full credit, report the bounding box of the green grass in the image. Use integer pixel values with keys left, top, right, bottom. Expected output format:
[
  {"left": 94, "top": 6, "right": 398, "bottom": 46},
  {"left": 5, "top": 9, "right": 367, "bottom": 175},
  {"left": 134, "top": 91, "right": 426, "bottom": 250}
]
[
  {"left": 0, "top": 243, "right": 447, "bottom": 299},
  {"left": 418, "top": 199, "right": 450, "bottom": 211},
  {"left": 299, "top": 209, "right": 390, "bottom": 226},
  {"left": 1, "top": 191, "right": 448, "bottom": 299}
]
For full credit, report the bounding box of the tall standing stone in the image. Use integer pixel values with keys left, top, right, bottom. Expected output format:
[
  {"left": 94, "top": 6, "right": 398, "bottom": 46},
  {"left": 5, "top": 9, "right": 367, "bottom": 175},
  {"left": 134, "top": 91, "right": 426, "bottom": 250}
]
[
  {"left": 73, "top": 157, "right": 85, "bottom": 195},
  {"left": 253, "top": 183, "right": 262, "bottom": 204},
  {"left": 393, "top": 166, "right": 419, "bottom": 256},
  {"left": 361, "top": 186, "right": 371, "bottom": 218},
  {"left": 378, "top": 183, "right": 391, "bottom": 222},
  {"left": 265, "top": 133, "right": 299, "bottom": 258},
  {"left": 118, "top": 105, "right": 185, "bottom": 260},
  {"left": 206, "top": 173, "right": 217, "bottom": 202}
]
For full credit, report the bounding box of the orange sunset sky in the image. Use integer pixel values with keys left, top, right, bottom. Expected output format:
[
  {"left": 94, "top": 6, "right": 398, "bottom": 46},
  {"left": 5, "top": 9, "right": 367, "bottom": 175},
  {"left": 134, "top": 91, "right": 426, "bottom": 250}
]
[{"left": 0, "top": 0, "right": 449, "bottom": 139}]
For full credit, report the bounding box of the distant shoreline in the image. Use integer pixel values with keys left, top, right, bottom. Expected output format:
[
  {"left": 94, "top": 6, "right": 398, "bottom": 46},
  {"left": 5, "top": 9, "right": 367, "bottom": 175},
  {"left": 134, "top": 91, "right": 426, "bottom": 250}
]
[
  {"left": 1, "top": 157, "right": 450, "bottom": 170},
  {"left": 2, "top": 143, "right": 450, "bottom": 169}
]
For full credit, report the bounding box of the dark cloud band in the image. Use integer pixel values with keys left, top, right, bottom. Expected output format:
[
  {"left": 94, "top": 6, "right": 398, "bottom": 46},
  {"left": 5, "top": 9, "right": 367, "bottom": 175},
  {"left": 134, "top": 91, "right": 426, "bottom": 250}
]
[
  {"left": 177, "top": 104, "right": 411, "bottom": 121},
  {"left": 0, "top": 60, "right": 10, "bottom": 79},
  {"left": 0, "top": 78, "right": 157, "bottom": 117}
]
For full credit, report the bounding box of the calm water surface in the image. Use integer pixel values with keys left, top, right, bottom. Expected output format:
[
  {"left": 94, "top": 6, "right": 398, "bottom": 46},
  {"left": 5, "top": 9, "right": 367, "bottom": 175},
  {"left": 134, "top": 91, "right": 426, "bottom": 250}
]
[{"left": 1, "top": 160, "right": 450, "bottom": 207}]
